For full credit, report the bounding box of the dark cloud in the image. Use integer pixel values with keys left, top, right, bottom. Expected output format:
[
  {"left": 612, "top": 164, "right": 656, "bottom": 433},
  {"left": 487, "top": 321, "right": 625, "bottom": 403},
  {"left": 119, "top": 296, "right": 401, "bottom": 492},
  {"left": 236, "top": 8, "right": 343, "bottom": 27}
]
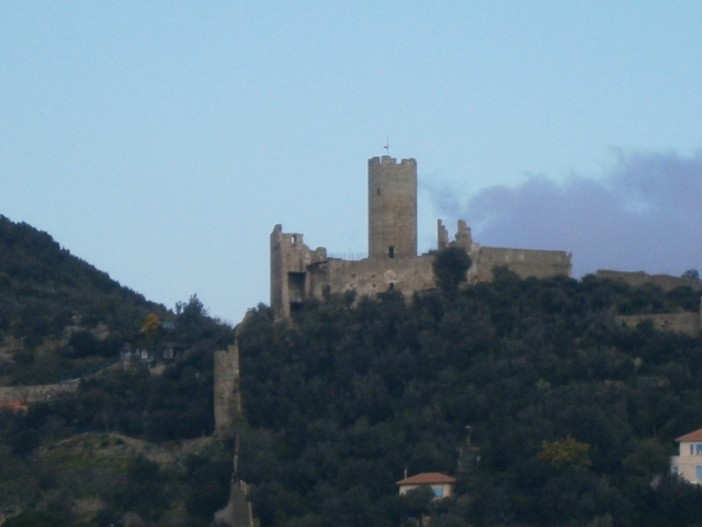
[{"left": 431, "top": 149, "right": 702, "bottom": 277}]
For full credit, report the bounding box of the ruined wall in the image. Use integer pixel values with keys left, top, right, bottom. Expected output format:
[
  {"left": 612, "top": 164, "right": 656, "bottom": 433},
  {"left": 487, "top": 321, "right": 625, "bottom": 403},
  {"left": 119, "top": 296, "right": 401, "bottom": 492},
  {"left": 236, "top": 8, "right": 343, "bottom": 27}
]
[
  {"left": 471, "top": 246, "right": 572, "bottom": 282},
  {"left": 438, "top": 219, "right": 472, "bottom": 251},
  {"left": 615, "top": 313, "right": 700, "bottom": 337},
  {"left": 597, "top": 271, "right": 702, "bottom": 337},
  {"left": 270, "top": 224, "right": 328, "bottom": 319},
  {"left": 270, "top": 224, "right": 436, "bottom": 318},
  {"left": 0, "top": 382, "right": 78, "bottom": 404},
  {"left": 214, "top": 343, "right": 241, "bottom": 439},
  {"left": 270, "top": 223, "right": 573, "bottom": 318},
  {"left": 596, "top": 270, "right": 702, "bottom": 292},
  {"left": 368, "top": 156, "right": 417, "bottom": 259},
  {"left": 270, "top": 155, "right": 573, "bottom": 319},
  {"left": 315, "top": 255, "right": 435, "bottom": 300}
]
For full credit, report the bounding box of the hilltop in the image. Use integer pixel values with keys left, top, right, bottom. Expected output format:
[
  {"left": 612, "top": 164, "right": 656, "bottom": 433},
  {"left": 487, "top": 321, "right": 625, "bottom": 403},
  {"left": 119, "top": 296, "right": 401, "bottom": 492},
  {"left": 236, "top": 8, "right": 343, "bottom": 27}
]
[
  {"left": 236, "top": 269, "right": 702, "bottom": 527},
  {"left": 0, "top": 214, "right": 173, "bottom": 384},
  {"left": 3, "top": 215, "right": 702, "bottom": 526},
  {"left": 0, "top": 216, "right": 234, "bottom": 526}
]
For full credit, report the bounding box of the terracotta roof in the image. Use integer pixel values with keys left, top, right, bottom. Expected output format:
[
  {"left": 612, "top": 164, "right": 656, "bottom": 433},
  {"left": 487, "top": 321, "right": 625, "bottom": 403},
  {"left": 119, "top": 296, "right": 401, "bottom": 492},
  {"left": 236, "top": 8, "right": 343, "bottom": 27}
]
[
  {"left": 677, "top": 429, "right": 702, "bottom": 442},
  {"left": 0, "top": 400, "right": 28, "bottom": 413},
  {"left": 396, "top": 472, "right": 456, "bottom": 485}
]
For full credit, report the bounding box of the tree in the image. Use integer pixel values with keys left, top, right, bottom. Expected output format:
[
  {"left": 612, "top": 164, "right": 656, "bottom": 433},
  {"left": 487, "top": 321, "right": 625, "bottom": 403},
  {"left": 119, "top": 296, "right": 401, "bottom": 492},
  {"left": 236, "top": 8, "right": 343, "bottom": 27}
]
[
  {"left": 539, "top": 435, "right": 592, "bottom": 469},
  {"left": 681, "top": 269, "right": 699, "bottom": 280},
  {"left": 433, "top": 247, "right": 472, "bottom": 297},
  {"left": 141, "top": 312, "right": 161, "bottom": 338},
  {"left": 399, "top": 486, "right": 435, "bottom": 527}
]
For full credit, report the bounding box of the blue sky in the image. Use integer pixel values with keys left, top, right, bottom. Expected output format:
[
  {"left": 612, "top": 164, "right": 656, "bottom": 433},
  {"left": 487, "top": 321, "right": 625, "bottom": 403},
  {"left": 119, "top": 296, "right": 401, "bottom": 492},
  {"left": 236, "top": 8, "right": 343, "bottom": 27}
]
[{"left": 2, "top": 2, "right": 701, "bottom": 324}]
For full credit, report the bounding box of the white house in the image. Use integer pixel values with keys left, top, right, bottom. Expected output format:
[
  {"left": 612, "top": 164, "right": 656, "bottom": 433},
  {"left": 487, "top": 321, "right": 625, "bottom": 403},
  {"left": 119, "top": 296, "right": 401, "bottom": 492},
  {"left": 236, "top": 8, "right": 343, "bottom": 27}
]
[
  {"left": 396, "top": 472, "right": 456, "bottom": 499},
  {"left": 671, "top": 428, "right": 702, "bottom": 483}
]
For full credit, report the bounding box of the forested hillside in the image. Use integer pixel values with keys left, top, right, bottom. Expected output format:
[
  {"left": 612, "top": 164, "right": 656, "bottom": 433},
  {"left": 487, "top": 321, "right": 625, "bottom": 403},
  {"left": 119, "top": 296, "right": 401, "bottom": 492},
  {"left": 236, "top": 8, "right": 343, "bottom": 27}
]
[
  {"left": 0, "top": 215, "right": 172, "bottom": 383},
  {"left": 3, "top": 214, "right": 702, "bottom": 527},
  {"left": 0, "top": 216, "right": 234, "bottom": 526},
  {"left": 237, "top": 269, "right": 702, "bottom": 527}
]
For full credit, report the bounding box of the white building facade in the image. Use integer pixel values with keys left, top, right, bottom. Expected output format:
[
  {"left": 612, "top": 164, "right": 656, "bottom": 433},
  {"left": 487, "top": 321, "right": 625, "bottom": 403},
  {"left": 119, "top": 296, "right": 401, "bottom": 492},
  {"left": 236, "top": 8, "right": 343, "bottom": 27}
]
[{"left": 671, "top": 428, "right": 702, "bottom": 483}]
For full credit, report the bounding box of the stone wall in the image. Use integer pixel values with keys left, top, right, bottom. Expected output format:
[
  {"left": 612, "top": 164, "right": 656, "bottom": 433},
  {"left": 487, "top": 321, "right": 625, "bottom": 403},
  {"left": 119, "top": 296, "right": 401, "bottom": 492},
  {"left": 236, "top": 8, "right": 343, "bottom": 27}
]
[
  {"left": 270, "top": 155, "right": 573, "bottom": 319},
  {"left": 0, "top": 382, "right": 78, "bottom": 404},
  {"left": 213, "top": 343, "right": 240, "bottom": 439},
  {"left": 615, "top": 313, "right": 700, "bottom": 337},
  {"left": 596, "top": 270, "right": 702, "bottom": 292},
  {"left": 470, "top": 246, "right": 572, "bottom": 282},
  {"left": 320, "top": 254, "right": 435, "bottom": 299},
  {"left": 270, "top": 225, "right": 328, "bottom": 319}
]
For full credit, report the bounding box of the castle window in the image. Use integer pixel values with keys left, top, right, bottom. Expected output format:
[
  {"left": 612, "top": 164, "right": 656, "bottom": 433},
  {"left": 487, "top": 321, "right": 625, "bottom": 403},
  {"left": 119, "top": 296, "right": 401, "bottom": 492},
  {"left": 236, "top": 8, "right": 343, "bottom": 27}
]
[
  {"left": 291, "top": 235, "right": 297, "bottom": 246},
  {"left": 288, "top": 272, "right": 306, "bottom": 303},
  {"left": 377, "top": 188, "right": 381, "bottom": 195},
  {"left": 388, "top": 246, "right": 395, "bottom": 258}
]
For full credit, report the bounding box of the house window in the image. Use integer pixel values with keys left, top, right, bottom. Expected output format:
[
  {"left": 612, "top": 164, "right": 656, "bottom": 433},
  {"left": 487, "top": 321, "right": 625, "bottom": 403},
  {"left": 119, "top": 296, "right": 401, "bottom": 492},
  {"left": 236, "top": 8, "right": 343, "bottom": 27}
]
[
  {"left": 672, "top": 466, "right": 679, "bottom": 476},
  {"left": 432, "top": 486, "right": 444, "bottom": 498},
  {"left": 696, "top": 466, "right": 702, "bottom": 482},
  {"left": 695, "top": 444, "right": 702, "bottom": 456}
]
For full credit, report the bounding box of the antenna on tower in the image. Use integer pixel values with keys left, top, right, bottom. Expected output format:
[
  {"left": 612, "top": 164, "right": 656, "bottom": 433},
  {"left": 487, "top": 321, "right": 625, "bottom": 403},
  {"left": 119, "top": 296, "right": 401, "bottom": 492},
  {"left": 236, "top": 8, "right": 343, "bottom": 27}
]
[{"left": 383, "top": 136, "right": 390, "bottom": 156}]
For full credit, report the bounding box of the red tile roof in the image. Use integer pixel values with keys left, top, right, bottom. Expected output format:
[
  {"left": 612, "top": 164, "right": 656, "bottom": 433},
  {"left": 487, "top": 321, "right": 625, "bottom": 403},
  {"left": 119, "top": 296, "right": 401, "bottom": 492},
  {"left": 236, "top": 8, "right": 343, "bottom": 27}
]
[
  {"left": 0, "top": 400, "right": 28, "bottom": 413},
  {"left": 396, "top": 472, "right": 456, "bottom": 485},
  {"left": 677, "top": 429, "right": 702, "bottom": 442}
]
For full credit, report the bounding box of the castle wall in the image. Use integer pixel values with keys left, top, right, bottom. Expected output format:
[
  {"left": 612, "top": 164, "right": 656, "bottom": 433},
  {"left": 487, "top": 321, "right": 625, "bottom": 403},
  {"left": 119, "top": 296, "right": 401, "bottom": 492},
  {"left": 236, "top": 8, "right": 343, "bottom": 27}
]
[
  {"left": 615, "top": 313, "right": 700, "bottom": 337},
  {"left": 471, "top": 246, "right": 572, "bottom": 282},
  {"left": 318, "top": 255, "right": 435, "bottom": 299},
  {"left": 270, "top": 155, "right": 573, "bottom": 319},
  {"left": 271, "top": 225, "right": 327, "bottom": 319},
  {"left": 596, "top": 270, "right": 702, "bottom": 292},
  {"left": 368, "top": 156, "right": 417, "bottom": 259},
  {"left": 214, "top": 343, "right": 241, "bottom": 439},
  {"left": 0, "top": 382, "right": 78, "bottom": 407}
]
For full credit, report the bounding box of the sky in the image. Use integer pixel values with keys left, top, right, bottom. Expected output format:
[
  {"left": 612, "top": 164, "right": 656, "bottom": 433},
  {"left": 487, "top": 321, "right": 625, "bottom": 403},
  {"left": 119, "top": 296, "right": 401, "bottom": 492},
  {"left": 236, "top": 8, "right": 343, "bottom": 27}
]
[{"left": 1, "top": 2, "right": 701, "bottom": 324}]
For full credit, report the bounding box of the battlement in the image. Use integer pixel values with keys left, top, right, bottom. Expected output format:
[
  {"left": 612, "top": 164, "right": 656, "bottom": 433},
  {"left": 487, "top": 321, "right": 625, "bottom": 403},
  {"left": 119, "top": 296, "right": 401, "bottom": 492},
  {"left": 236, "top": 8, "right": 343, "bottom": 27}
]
[
  {"left": 368, "top": 155, "right": 417, "bottom": 169},
  {"left": 270, "top": 154, "right": 572, "bottom": 319}
]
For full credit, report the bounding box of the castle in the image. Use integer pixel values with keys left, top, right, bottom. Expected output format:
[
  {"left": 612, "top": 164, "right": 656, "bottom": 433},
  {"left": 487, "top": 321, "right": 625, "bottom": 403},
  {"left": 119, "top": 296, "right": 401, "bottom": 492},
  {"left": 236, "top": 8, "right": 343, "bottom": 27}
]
[{"left": 270, "top": 155, "right": 573, "bottom": 319}]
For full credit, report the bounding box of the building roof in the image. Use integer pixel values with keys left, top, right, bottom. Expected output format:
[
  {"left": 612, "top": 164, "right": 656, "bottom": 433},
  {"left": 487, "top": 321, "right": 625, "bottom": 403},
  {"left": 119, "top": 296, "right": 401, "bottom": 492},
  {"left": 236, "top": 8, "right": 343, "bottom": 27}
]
[
  {"left": 396, "top": 472, "right": 456, "bottom": 486},
  {"left": 0, "top": 400, "right": 28, "bottom": 413},
  {"left": 677, "top": 429, "right": 702, "bottom": 442}
]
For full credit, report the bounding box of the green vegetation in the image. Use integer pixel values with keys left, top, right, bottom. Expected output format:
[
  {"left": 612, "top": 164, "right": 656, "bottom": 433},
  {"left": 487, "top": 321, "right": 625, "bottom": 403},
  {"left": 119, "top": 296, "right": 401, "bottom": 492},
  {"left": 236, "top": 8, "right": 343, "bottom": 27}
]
[
  {"left": 3, "top": 215, "right": 702, "bottom": 526},
  {"left": 432, "top": 245, "right": 472, "bottom": 297},
  {"left": 0, "top": 216, "right": 234, "bottom": 526},
  {"left": 0, "top": 214, "right": 172, "bottom": 384},
  {"left": 236, "top": 272, "right": 702, "bottom": 527}
]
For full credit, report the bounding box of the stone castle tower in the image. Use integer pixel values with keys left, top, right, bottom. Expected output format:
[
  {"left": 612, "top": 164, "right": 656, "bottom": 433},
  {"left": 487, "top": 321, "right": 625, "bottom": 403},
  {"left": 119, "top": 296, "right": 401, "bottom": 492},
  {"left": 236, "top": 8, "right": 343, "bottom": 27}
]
[
  {"left": 368, "top": 156, "right": 417, "bottom": 259},
  {"left": 270, "top": 154, "right": 572, "bottom": 319}
]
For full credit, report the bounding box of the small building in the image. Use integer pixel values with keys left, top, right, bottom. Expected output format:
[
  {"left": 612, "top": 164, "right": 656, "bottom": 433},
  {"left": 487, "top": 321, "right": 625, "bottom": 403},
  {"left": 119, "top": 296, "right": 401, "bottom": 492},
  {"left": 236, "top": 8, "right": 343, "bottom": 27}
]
[
  {"left": 396, "top": 472, "right": 456, "bottom": 499},
  {"left": 671, "top": 428, "right": 702, "bottom": 483}
]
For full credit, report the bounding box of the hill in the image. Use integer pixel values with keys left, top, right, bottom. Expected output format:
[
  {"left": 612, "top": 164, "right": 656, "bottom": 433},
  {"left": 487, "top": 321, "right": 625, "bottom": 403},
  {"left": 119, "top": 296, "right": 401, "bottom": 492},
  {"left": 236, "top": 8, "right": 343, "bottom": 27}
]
[
  {"left": 0, "top": 216, "right": 234, "bottom": 526},
  {"left": 3, "top": 216, "right": 702, "bottom": 526},
  {"left": 0, "top": 214, "right": 174, "bottom": 384},
  {"left": 235, "top": 270, "right": 702, "bottom": 527}
]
